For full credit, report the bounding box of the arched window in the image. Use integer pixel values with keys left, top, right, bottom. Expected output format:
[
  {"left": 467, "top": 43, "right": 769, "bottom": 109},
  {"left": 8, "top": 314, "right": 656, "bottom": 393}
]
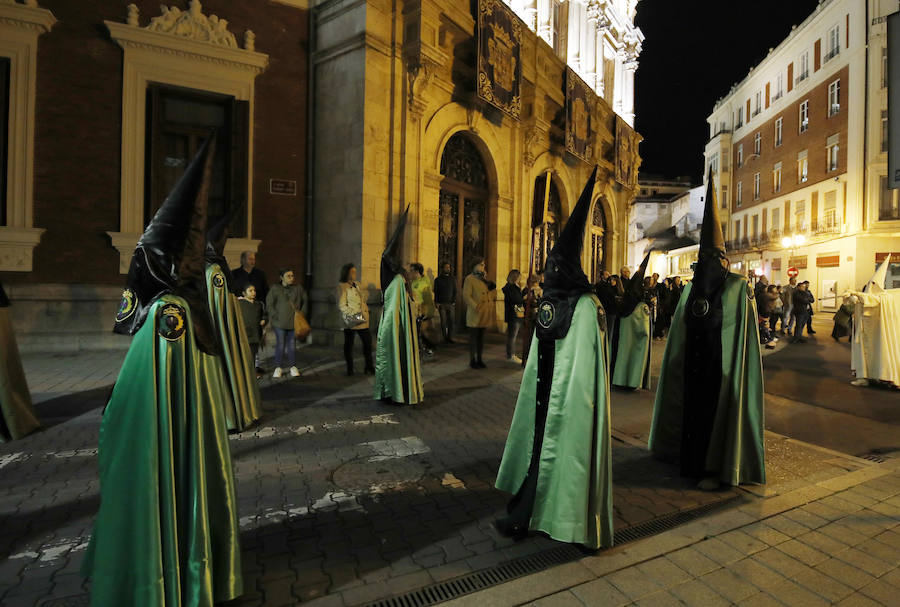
[
  {"left": 530, "top": 172, "right": 562, "bottom": 276},
  {"left": 590, "top": 199, "right": 607, "bottom": 283}
]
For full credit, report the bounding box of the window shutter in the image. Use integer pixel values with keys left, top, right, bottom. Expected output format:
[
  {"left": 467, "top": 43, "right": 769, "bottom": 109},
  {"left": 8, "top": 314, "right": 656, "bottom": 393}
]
[
  {"left": 765, "top": 83, "right": 770, "bottom": 108},
  {"left": 814, "top": 39, "right": 821, "bottom": 71},
  {"left": 746, "top": 99, "right": 751, "bottom": 121},
  {"left": 846, "top": 14, "right": 849, "bottom": 48},
  {"left": 784, "top": 200, "right": 791, "bottom": 228},
  {"left": 810, "top": 191, "right": 818, "bottom": 226},
  {"left": 787, "top": 63, "right": 794, "bottom": 92}
]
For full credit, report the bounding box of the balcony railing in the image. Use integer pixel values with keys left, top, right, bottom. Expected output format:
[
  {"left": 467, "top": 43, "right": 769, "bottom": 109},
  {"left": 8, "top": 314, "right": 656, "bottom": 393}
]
[
  {"left": 795, "top": 71, "right": 809, "bottom": 85},
  {"left": 769, "top": 228, "right": 783, "bottom": 242},
  {"left": 824, "top": 48, "right": 840, "bottom": 62},
  {"left": 812, "top": 217, "right": 840, "bottom": 235}
]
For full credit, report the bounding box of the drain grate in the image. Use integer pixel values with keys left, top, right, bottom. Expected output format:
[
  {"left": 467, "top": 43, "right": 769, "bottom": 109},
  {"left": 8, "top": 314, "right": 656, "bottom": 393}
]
[
  {"left": 365, "top": 494, "right": 743, "bottom": 607},
  {"left": 862, "top": 454, "right": 888, "bottom": 463}
]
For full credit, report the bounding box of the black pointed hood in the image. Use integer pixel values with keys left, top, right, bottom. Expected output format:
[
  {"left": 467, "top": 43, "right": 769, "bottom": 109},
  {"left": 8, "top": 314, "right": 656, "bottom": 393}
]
[
  {"left": 0, "top": 279, "right": 9, "bottom": 308},
  {"left": 114, "top": 134, "right": 220, "bottom": 355},
  {"left": 620, "top": 252, "right": 651, "bottom": 317},
  {"left": 205, "top": 201, "right": 243, "bottom": 292},
  {"left": 541, "top": 166, "right": 597, "bottom": 297},
  {"left": 685, "top": 167, "right": 729, "bottom": 326},
  {"left": 699, "top": 171, "right": 726, "bottom": 257},
  {"left": 535, "top": 167, "right": 598, "bottom": 341},
  {"left": 380, "top": 205, "right": 409, "bottom": 291}
]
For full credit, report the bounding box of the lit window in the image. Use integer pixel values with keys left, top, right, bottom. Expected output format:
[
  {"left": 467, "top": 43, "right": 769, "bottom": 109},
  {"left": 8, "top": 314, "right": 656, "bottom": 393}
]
[
  {"left": 827, "top": 141, "right": 839, "bottom": 172},
  {"left": 754, "top": 173, "right": 760, "bottom": 200},
  {"left": 774, "top": 73, "right": 784, "bottom": 100},
  {"left": 773, "top": 162, "right": 782, "bottom": 193},
  {"left": 828, "top": 80, "right": 840, "bottom": 116},
  {"left": 775, "top": 117, "right": 783, "bottom": 147},
  {"left": 798, "top": 150, "right": 808, "bottom": 183},
  {"left": 736, "top": 107, "right": 743, "bottom": 128},
  {"left": 753, "top": 91, "right": 762, "bottom": 116},
  {"left": 881, "top": 176, "right": 900, "bottom": 220},
  {"left": 754, "top": 132, "right": 761, "bottom": 155},
  {"left": 737, "top": 181, "right": 743, "bottom": 206},
  {"left": 799, "top": 100, "right": 809, "bottom": 133},
  {"left": 737, "top": 143, "right": 743, "bottom": 167},
  {"left": 798, "top": 51, "right": 809, "bottom": 82}
]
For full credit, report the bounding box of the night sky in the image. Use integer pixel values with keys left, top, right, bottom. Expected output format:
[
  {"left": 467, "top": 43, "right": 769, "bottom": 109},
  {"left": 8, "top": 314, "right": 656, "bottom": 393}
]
[{"left": 634, "top": 0, "right": 822, "bottom": 182}]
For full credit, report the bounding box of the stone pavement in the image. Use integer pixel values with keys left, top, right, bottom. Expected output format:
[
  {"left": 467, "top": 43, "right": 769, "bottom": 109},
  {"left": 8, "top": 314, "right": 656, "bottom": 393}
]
[{"left": 0, "top": 331, "right": 897, "bottom": 606}]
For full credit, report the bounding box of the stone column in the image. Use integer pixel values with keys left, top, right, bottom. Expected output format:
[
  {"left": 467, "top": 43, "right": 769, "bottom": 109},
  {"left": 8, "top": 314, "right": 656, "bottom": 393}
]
[{"left": 536, "top": 0, "right": 552, "bottom": 46}]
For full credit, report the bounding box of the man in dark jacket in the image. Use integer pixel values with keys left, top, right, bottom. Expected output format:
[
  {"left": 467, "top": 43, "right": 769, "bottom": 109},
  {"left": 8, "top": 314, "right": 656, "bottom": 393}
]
[
  {"left": 232, "top": 251, "right": 269, "bottom": 301},
  {"left": 434, "top": 262, "right": 457, "bottom": 343},
  {"left": 791, "top": 281, "right": 815, "bottom": 343}
]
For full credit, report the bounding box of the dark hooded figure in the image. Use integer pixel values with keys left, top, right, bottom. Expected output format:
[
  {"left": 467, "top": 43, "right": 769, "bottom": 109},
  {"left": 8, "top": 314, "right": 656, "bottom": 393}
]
[
  {"left": 205, "top": 204, "right": 262, "bottom": 431},
  {"left": 374, "top": 205, "right": 424, "bottom": 404},
  {"left": 82, "top": 135, "right": 243, "bottom": 605},
  {"left": 495, "top": 167, "right": 613, "bottom": 549},
  {"left": 611, "top": 252, "right": 652, "bottom": 389},
  {"left": 649, "top": 171, "right": 765, "bottom": 490},
  {"left": 0, "top": 280, "right": 41, "bottom": 442}
]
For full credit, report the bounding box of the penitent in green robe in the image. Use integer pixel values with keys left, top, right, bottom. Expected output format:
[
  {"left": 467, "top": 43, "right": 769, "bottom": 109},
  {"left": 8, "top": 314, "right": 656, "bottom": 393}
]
[
  {"left": 374, "top": 274, "right": 424, "bottom": 404},
  {"left": 206, "top": 264, "right": 261, "bottom": 431},
  {"left": 612, "top": 303, "right": 652, "bottom": 390},
  {"left": 648, "top": 274, "right": 766, "bottom": 486},
  {"left": 0, "top": 307, "right": 40, "bottom": 442},
  {"left": 82, "top": 295, "right": 243, "bottom": 606},
  {"left": 495, "top": 294, "right": 613, "bottom": 549}
]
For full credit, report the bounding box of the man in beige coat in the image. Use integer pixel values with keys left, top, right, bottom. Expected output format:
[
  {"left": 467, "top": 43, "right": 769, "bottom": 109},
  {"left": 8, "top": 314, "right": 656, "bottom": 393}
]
[{"left": 463, "top": 259, "right": 496, "bottom": 368}]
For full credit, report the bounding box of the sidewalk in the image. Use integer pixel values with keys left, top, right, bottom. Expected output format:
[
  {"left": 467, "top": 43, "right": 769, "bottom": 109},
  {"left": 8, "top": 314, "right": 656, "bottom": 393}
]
[{"left": 1, "top": 329, "right": 898, "bottom": 606}]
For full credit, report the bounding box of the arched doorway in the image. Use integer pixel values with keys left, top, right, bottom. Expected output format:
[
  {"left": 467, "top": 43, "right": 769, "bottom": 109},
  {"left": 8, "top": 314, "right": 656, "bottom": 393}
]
[
  {"left": 438, "top": 132, "right": 489, "bottom": 294},
  {"left": 530, "top": 172, "right": 562, "bottom": 276},
  {"left": 590, "top": 198, "right": 608, "bottom": 282}
]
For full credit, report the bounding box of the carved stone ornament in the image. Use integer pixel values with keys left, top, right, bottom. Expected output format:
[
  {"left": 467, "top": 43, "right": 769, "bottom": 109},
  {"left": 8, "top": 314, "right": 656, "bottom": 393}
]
[
  {"left": 124, "top": 1, "right": 255, "bottom": 51},
  {"left": 407, "top": 58, "right": 437, "bottom": 120}
]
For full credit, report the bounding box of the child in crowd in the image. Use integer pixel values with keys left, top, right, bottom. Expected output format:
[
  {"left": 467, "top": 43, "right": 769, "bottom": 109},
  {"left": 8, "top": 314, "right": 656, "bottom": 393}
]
[{"left": 239, "top": 285, "right": 266, "bottom": 378}]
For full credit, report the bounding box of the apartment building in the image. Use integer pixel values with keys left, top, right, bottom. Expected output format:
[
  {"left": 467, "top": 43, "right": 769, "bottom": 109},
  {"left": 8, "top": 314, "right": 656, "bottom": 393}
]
[{"left": 705, "top": 0, "right": 899, "bottom": 310}]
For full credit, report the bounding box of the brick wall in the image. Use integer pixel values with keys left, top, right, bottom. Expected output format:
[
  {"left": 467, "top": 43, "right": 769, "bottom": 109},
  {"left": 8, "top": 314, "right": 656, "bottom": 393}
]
[
  {"left": 1, "top": 0, "right": 308, "bottom": 290},
  {"left": 731, "top": 64, "right": 849, "bottom": 213}
]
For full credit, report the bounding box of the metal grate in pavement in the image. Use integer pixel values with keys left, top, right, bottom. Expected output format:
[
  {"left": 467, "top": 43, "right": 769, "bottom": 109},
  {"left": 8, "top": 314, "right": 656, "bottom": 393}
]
[
  {"left": 364, "top": 494, "right": 743, "bottom": 607},
  {"left": 861, "top": 454, "right": 888, "bottom": 463}
]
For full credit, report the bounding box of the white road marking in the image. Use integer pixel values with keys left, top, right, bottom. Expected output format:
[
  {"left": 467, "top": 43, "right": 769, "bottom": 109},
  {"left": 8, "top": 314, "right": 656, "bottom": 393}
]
[
  {"left": 0, "top": 452, "right": 27, "bottom": 469},
  {"left": 230, "top": 414, "right": 397, "bottom": 441},
  {"left": 48, "top": 449, "right": 97, "bottom": 459}
]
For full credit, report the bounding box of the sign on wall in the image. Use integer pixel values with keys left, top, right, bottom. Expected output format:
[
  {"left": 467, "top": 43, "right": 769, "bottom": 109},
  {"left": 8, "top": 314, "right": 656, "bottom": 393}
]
[
  {"left": 477, "top": 0, "right": 522, "bottom": 120},
  {"left": 269, "top": 179, "right": 297, "bottom": 196},
  {"left": 565, "top": 68, "right": 597, "bottom": 163}
]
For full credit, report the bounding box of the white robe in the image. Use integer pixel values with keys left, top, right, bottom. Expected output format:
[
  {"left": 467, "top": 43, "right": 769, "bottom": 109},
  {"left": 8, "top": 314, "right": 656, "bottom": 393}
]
[{"left": 850, "top": 288, "right": 900, "bottom": 387}]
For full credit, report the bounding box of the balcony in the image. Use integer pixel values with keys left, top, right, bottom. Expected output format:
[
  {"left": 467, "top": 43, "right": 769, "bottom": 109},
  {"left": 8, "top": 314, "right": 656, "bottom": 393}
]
[
  {"left": 726, "top": 237, "right": 752, "bottom": 252},
  {"left": 769, "top": 228, "right": 783, "bottom": 242},
  {"left": 812, "top": 217, "right": 840, "bottom": 235}
]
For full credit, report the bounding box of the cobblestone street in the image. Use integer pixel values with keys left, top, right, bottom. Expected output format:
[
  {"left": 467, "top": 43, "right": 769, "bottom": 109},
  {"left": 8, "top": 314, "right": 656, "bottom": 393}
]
[{"left": 1, "top": 327, "right": 898, "bottom": 606}]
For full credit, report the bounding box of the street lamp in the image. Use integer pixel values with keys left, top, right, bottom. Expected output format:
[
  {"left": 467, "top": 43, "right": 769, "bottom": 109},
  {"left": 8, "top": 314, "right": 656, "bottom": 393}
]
[{"left": 781, "top": 234, "right": 806, "bottom": 248}]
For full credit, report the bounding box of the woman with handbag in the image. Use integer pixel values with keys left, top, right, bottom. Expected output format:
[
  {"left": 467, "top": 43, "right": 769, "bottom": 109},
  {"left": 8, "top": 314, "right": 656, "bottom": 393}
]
[
  {"left": 265, "top": 268, "right": 306, "bottom": 378},
  {"left": 502, "top": 269, "right": 525, "bottom": 364},
  {"left": 338, "top": 263, "right": 374, "bottom": 376}
]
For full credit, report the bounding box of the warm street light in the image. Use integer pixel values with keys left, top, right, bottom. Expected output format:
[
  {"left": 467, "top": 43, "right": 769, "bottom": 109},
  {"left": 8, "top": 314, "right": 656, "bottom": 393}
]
[{"left": 782, "top": 234, "right": 806, "bottom": 248}]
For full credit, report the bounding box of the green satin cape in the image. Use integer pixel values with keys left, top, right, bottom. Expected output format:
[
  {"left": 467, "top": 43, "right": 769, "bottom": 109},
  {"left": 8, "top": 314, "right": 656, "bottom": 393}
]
[
  {"left": 206, "top": 265, "right": 261, "bottom": 431},
  {"left": 82, "top": 295, "right": 243, "bottom": 606},
  {"left": 648, "top": 274, "right": 766, "bottom": 486},
  {"left": 374, "top": 274, "right": 424, "bottom": 404},
  {"left": 612, "top": 303, "right": 652, "bottom": 390},
  {"left": 495, "top": 294, "right": 613, "bottom": 549},
  {"left": 0, "top": 308, "right": 40, "bottom": 442}
]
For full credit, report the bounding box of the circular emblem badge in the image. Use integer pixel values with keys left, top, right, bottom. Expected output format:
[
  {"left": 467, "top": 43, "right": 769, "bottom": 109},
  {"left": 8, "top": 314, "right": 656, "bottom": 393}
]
[
  {"left": 212, "top": 271, "right": 226, "bottom": 289},
  {"left": 691, "top": 298, "right": 710, "bottom": 318},
  {"left": 747, "top": 283, "right": 755, "bottom": 300},
  {"left": 641, "top": 303, "right": 650, "bottom": 316},
  {"left": 115, "top": 289, "right": 137, "bottom": 323},
  {"left": 157, "top": 303, "right": 186, "bottom": 341},
  {"left": 596, "top": 308, "right": 607, "bottom": 333},
  {"left": 537, "top": 301, "right": 555, "bottom": 329}
]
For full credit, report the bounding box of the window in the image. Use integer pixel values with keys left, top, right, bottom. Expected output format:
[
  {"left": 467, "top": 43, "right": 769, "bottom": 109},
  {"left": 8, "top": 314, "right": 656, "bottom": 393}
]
[
  {"left": 795, "top": 199, "right": 806, "bottom": 231},
  {"left": 710, "top": 154, "right": 719, "bottom": 175},
  {"left": 798, "top": 150, "right": 808, "bottom": 183},
  {"left": 881, "top": 176, "right": 900, "bottom": 220},
  {"left": 799, "top": 100, "right": 809, "bottom": 133},
  {"left": 826, "top": 134, "right": 839, "bottom": 172},
  {"left": 737, "top": 181, "right": 743, "bottom": 206},
  {"left": 736, "top": 107, "right": 743, "bottom": 128},
  {"left": 828, "top": 80, "right": 840, "bottom": 116},
  {"left": 825, "top": 25, "right": 840, "bottom": 61},
  {"left": 752, "top": 214, "right": 759, "bottom": 240},
  {"left": 722, "top": 150, "right": 729, "bottom": 171},
  {"left": 754, "top": 132, "right": 761, "bottom": 155},
  {"left": 775, "top": 117, "right": 783, "bottom": 146},
  {"left": 883, "top": 46, "right": 889, "bottom": 89},
  {"left": 883, "top": 111, "right": 889, "bottom": 153},
  {"left": 798, "top": 51, "right": 809, "bottom": 82},
  {"left": 824, "top": 190, "right": 837, "bottom": 229},
  {"left": 737, "top": 143, "right": 743, "bottom": 167},
  {"left": 773, "top": 162, "right": 782, "bottom": 193},
  {"left": 754, "top": 172, "right": 760, "bottom": 200},
  {"left": 735, "top": 219, "right": 741, "bottom": 239},
  {"left": 753, "top": 91, "right": 762, "bottom": 116},
  {"left": 774, "top": 73, "right": 784, "bottom": 100},
  {"left": 771, "top": 208, "right": 780, "bottom": 233},
  {"left": 722, "top": 185, "right": 728, "bottom": 208},
  {"left": 551, "top": 0, "right": 563, "bottom": 56}
]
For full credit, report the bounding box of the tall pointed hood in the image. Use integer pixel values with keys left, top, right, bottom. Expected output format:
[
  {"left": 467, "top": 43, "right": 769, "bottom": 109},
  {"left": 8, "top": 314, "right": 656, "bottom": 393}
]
[
  {"left": 541, "top": 166, "right": 597, "bottom": 297},
  {"left": 864, "top": 255, "right": 891, "bottom": 294},
  {"left": 206, "top": 201, "right": 244, "bottom": 291},
  {"left": 620, "top": 251, "right": 651, "bottom": 317},
  {"left": 380, "top": 205, "right": 410, "bottom": 291},
  {"left": 114, "top": 134, "right": 219, "bottom": 355},
  {"left": 699, "top": 170, "right": 725, "bottom": 256}
]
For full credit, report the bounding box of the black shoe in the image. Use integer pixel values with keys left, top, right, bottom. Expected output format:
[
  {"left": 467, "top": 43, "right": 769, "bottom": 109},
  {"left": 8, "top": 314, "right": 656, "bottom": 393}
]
[
  {"left": 255, "top": 366, "right": 265, "bottom": 374},
  {"left": 808, "top": 330, "right": 817, "bottom": 334},
  {"left": 470, "top": 360, "right": 479, "bottom": 369},
  {"left": 475, "top": 360, "right": 487, "bottom": 369},
  {"left": 493, "top": 517, "right": 528, "bottom": 540}
]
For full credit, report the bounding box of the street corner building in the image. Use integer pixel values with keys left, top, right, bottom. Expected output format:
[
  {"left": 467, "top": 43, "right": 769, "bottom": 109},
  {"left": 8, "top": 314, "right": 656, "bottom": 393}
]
[{"left": 0, "top": 0, "right": 644, "bottom": 351}]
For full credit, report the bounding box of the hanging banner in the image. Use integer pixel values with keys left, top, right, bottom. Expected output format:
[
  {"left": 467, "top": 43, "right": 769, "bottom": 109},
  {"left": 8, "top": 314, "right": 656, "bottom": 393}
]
[
  {"left": 477, "top": 0, "right": 522, "bottom": 120},
  {"left": 565, "top": 68, "right": 596, "bottom": 162},
  {"left": 615, "top": 116, "right": 638, "bottom": 189}
]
